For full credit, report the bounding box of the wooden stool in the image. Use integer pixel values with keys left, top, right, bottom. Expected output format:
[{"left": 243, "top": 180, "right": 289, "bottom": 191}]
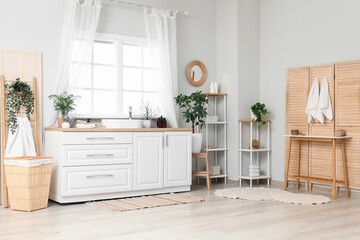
[{"left": 192, "top": 152, "right": 211, "bottom": 190}]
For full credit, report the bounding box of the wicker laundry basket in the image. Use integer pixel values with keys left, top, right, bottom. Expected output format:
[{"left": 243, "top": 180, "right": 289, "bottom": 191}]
[{"left": 4, "top": 156, "right": 53, "bottom": 212}]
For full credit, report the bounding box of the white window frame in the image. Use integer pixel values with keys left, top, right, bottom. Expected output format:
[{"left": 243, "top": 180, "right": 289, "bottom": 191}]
[{"left": 74, "top": 32, "right": 160, "bottom": 119}]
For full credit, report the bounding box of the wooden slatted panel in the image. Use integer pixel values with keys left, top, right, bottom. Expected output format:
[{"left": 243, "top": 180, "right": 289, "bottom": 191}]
[
  {"left": 335, "top": 60, "right": 360, "bottom": 127},
  {"left": 285, "top": 124, "right": 308, "bottom": 182},
  {"left": 286, "top": 67, "right": 310, "bottom": 125},
  {"left": 309, "top": 64, "right": 335, "bottom": 180},
  {"left": 285, "top": 67, "right": 309, "bottom": 183},
  {"left": 336, "top": 127, "right": 360, "bottom": 190},
  {"left": 336, "top": 61, "right": 360, "bottom": 190}
]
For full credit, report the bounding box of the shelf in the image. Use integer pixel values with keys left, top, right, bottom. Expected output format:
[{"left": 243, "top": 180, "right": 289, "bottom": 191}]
[
  {"left": 238, "top": 120, "right": 270, "bottom": 123},
  {"left": 195, "top": 174, "right": 228, "bottom": 179},
  {"left": 5, "top": 91, "right": 24, "bottom": 95},
  {"left": 238, "top": 148, "right": 271, "bottom": 152},
  {"left": 205, "top": 121, "right": 227, "bottom": 124},
  {"left": 202, "top": 93, "right": 227, "bottom": 96},
  {"left": 210, "top": 174, "right": 228, "bottom": 179},
  {"left": 239, "top": 175, "right": 270, "bottom": 180},
  {"left": 202, "top": 148, "right": 228, "bottom": 152}
]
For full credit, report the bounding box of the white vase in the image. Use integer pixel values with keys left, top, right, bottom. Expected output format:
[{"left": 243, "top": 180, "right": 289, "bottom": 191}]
[
  {"left": 143, "top": 120, "right": 151, "bottom": 128},
  {"left": 250, "top": 110, "right": 257, "bottom": 120},
  {"left": 192, "top": 133, "right": 203, "bottom": 153},
  {"left": 62, "top": 122, "right": 70, "bottom": 128}
]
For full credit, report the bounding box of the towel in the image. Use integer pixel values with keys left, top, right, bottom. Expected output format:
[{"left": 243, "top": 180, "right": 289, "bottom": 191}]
[
  {"left": 5, "top": 117, "right": 36, "bottom": 157},
  {"left": 316, "top": 77, "right": 333, "bottom": 123},
  {"left": 306, "top": 78, "right": 320, "bottom": 123}
]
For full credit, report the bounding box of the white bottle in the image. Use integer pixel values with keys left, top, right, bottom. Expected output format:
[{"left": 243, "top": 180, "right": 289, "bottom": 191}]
[
  {"left": 214, "top": 82, "right": 218, "bottom": 93},
  {"left": 210, "top": 82, "right": 215, "bottom": 93}
]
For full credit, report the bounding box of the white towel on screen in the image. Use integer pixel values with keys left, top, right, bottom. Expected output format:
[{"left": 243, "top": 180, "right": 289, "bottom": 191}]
[
  {"left": 316, "top": 77, "right": 333, "bottom": 123},
  {"left": 305, "top": 78, "right": 320, "bottom": 123}
]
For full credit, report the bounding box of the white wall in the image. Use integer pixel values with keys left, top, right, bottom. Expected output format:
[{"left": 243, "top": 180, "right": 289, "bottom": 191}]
[
  {"left": 260, "top": 0, "right": 360, "bottom": 181},
  {"left": 216, "top": 0, "right": 260, "bottom": 180},
  {"left": 216, "top": 0, "right": 238, "bottom": 180},
  {"left": 0, "top": 0, "right": 65, "bottom": 124},
  {"left": 0, "top": 0, "right": 218, "bottom": 127}
]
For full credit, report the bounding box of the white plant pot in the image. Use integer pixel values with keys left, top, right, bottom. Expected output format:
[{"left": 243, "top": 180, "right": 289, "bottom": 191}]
[
  {"left": 62, "top": 122, "right": 70, "bottom": 128},
  {"left": 250, "top": 110, "right": 257, "bottom": 120},
  {"left": 143, "top": 120, "right": 151, "bottom": 128},
  {"left": 192, "top": 133, "right": 203, "bottom": 153}
]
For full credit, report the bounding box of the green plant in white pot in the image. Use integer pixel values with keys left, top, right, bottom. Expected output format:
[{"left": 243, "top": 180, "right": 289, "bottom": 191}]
[
  {"left": 49, "top": 92, "right": 79, "bottom": 128},
  {"left": 140, "top": 101, "right": 160, "bottom": 128},
  {"left": 250, "top": 102, "right": 269, "bottom": 129},
  {"left": 175, "top": 91, "right": 208, "bottom": 153}
]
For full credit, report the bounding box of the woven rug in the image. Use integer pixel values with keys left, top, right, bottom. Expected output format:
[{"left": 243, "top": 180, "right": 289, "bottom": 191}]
[
  {"left": 89, "top": 194, "right": 204, "bottom": 211},
  {"left": 215, "top": 187, "right": 330, "bottom": 205}
]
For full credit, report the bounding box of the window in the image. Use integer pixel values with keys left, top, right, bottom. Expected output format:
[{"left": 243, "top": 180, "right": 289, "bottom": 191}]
[{"left": 71, "top": 33, "right": 162, "bottom": 118}]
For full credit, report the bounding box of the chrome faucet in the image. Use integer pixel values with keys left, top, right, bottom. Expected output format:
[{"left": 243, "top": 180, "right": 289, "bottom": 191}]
[{"left": 129, "top": 106, "right": 132, "bottom": 120}]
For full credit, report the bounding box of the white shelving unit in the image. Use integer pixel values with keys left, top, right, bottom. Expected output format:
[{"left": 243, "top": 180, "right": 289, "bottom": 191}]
[
  {"left": 202, "top": 93, "right": 228, "bottom": 183},
  {"left": 238, "top": 120, "right": 271, "bottom": 187}
]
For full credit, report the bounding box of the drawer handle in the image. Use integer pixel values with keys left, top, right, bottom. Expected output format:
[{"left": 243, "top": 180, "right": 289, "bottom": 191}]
[
  {"left": 86, "top": 137, "right": 114, "bottom": 140},
  {"left": 86, "top": 174, "right": 114, "bottom": 178},
  {"left": 86, "top": 154, "right": 114, "bottom": 157}
]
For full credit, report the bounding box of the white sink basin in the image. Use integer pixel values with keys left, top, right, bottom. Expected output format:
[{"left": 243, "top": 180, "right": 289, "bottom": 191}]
[{"left": 102, "top": 119, "right": 143, "bottom": 129}]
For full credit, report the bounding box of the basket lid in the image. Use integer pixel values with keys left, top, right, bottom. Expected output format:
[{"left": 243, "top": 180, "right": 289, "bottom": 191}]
[{"left": 4, "top": 156, "right": 53, "bottom": 161}]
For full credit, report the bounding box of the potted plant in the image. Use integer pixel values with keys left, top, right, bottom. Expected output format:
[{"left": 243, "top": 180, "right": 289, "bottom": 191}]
[
  {"left": 175, "top": 91, "right": 208, "bottom": 153},
  {"left": 49, "top": 92, "right": 79, "bottom": 128},
  {"left": 250, "top": 102, "right": 270, "bottom": 129},
  {"left": 140, "top": 101, "right": 160, "bottom": 128},
  {"left": 5, "top": 78, "right": 34, "bottom": 134}
]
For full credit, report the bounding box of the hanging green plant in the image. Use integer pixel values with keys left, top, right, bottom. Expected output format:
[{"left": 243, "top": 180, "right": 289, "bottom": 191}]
[{"left": 5, "top": 78, "right": 34, "bottom": 134}]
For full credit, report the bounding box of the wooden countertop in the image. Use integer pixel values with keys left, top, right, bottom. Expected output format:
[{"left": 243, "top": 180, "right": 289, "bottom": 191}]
[{"left": 45, "top": 127, "right": 193, "bottom": 132}]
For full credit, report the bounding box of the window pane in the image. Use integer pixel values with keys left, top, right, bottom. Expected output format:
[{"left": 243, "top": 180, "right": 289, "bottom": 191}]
[
  {"left": 143, "top": 69, "right": 160, "bottom": 91},
  {"left": 123, "top": 44, "right": 141, "bottom": 67},
  {"left": 70, "top": 63, "right": 91, "bottom": 88},
  {"left": 123, "top": 67, "right": 142, "bottom": 90},
  {"left": 123, "top": 92, "right": 142, "bottom": 115},
  {"left": 143, "top": 47, "right": 160, "bottom": 68},
  {"left": 94, "top": 65, "right": 116, "bottom": 89},
  {"left": 143, "top": 93, "right": 162, "bottom": 115},
  {"left": 76, "top": 90, "right": 92, "bottom": 114},
  {"left": 94, "top": 90, "right": 118, "bottom": 115},
  {"left": 94, "top": 41, "right": 115, "bottom": 65}
]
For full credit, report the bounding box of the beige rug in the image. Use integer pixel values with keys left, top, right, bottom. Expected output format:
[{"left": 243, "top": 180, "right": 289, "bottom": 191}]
[
  {"left": 89, "top": 194, "right": 204, "bottom": 211},
  {"left": 215, "top": 187, "right": 330, "bottom": 205}
]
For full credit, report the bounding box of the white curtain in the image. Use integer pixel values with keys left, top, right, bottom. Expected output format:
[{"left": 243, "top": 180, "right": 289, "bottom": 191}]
[
  {"left": 143, "top": 7, "right": 179, "bottom": 128},
  {"left": 47, "top": 0, "right": 102, "bottom": 127}
]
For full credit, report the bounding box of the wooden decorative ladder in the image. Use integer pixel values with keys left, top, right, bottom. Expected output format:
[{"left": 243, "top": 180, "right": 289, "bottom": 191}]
[{"left": 0, "top": 75, "right": 40, "bottom": 207}]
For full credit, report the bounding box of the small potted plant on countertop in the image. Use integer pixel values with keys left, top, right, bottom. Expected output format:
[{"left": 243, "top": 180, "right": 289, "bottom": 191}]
[
  {"left": 250, "top": 102, "right": 270, "bottom": 129},
  {"left": 49, "top": 92, "right": 79, "bottom": 128},
  {"left": 175, "top": 91, "right": 208, "bottom": 153},
  {"left": 140, "top": 101, "right": 160, "bottom": 128}
]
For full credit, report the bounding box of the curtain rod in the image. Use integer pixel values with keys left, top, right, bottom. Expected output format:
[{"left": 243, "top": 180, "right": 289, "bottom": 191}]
[{"left": 104, "top": 0, "right": 189, "bottom": 15}]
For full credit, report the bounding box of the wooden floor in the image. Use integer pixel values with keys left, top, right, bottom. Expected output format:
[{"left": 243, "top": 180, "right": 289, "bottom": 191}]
[{"left": 0, "top": 180, "right": 359, "bottom": 240}]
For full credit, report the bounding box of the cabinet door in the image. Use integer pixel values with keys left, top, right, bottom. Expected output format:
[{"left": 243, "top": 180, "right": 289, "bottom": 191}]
[
  {"left": 164, "top": 132, "right": 192, "bottom": 187},
  {"left": 133, "top": 132, "right": 164, "bottom": 190}
]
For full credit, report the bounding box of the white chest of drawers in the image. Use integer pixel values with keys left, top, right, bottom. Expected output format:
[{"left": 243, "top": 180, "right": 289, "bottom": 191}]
[{"left": 45, "top": 129, "right": 192, "bottom": 203}]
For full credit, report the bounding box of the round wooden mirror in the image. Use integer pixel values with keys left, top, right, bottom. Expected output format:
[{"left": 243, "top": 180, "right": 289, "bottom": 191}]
[{"left": 187, "top": 60, "right": 207, "bottom": 87}]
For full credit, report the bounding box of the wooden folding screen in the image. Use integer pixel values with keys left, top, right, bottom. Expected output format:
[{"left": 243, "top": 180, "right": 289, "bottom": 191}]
[
  {"left": 335, "top": 60, "right": 360, "bottom": 190},
  {"left": 285, "top": 67, "right": 309, "bottom": 184},
  {"left": 0, "top": 49, "right": 42, "bottom": 205},
  {"left": 286, "top": 60, "right": 360, "bottom": 190},
  {"left": 308, "top": 65, "right": 335, "bottom": 181}
]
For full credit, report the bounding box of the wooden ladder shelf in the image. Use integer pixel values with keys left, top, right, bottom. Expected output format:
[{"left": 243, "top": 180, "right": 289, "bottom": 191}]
[{"left": 0, "top": 75, "right": 40, "bottom": 207}]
